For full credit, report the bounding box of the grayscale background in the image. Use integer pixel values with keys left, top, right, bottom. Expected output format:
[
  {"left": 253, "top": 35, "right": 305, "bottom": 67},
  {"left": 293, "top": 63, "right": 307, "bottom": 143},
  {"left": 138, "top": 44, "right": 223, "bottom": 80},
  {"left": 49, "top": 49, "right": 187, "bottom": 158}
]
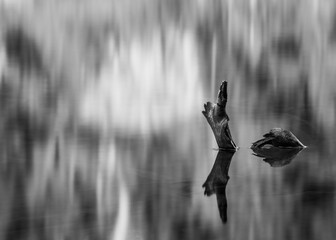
[{"left": 0, "top": 0, "right": 335, "bottom": 239}]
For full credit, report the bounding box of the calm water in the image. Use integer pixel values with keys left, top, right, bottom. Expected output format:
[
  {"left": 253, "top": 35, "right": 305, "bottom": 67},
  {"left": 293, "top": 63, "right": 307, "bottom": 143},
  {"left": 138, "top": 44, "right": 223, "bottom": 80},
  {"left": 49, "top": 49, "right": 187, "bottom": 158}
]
[
  {"left": 1, "top": 1, "right": 336, "bottom": 240},
  {"left": 1, "top": 83, "right": 335, "bottom": 240}
]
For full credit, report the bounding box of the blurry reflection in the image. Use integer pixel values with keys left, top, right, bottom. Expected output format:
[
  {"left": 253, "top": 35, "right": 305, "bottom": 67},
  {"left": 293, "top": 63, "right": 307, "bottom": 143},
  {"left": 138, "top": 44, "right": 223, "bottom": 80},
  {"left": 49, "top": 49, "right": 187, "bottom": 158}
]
[
  {"left": 329, "top": 6, "right": 336, "bottom": 44},
  {"left": 1, "top": 0, "right": 336, "bottom": 239},
  {"left": 202, "top": 150, "right": 235, "bottom": 223},
  {"left": 271, "top": 35, "right": 301, "bottom": 60},
  {"left": 251, "top": 146, "right": 303, "bottom": 167},
  {"left": 4, "top": 26, "right": 45, "bottom": 76}
]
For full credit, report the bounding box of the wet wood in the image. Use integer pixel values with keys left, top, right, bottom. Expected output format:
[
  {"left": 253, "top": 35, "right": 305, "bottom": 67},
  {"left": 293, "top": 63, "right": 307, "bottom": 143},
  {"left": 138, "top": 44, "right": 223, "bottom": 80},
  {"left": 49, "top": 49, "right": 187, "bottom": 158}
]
[
  {"left": 202, "top": 81, "right": 236, "bottom": 150},
  {"left": 251, "top": 128, "right": 306, "bottom": 149}
]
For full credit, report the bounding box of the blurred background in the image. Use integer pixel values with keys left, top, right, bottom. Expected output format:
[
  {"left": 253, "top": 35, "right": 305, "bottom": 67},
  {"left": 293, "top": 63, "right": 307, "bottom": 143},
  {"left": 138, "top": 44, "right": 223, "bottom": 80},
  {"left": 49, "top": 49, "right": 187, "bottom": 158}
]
[{"left": 0, "top": 0, "right": 336, "bottom": 239}]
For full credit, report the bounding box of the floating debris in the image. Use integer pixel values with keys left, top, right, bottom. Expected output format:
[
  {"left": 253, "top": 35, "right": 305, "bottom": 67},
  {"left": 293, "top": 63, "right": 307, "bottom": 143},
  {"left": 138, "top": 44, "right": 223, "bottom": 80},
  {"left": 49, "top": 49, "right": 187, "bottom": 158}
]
[{"left": 251, "top": 128, "right": 306, "bottom": 149}]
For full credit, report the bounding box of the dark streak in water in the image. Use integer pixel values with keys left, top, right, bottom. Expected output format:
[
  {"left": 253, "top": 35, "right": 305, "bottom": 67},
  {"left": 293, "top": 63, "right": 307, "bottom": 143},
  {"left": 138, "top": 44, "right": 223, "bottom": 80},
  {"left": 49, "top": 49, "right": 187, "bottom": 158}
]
[{"left": 4, "top": 27, "right": 46, "bottom": 76}]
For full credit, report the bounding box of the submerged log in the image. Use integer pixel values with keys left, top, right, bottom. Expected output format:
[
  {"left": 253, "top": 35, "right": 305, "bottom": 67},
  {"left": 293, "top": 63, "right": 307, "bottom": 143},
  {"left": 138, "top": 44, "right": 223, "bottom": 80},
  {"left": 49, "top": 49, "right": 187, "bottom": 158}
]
[
  {"left": 202, "top": 81, "right": 236, "bottom": 150},
  {"left": 251, "top": 128, "right": 306, "bottom": 149},
  {"left": 251, "top": 128, "right": 305, "bottom": 167}
]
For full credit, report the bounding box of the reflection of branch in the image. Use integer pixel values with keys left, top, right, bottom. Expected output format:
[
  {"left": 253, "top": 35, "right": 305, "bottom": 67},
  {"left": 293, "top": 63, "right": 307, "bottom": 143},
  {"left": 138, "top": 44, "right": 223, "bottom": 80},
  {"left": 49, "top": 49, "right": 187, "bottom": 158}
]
[
  {"left": 202, "top": 150, "right": 235, "bottom": 223},
  {"left": 202, "top": 81, "right": 236, "bottom": 150}
]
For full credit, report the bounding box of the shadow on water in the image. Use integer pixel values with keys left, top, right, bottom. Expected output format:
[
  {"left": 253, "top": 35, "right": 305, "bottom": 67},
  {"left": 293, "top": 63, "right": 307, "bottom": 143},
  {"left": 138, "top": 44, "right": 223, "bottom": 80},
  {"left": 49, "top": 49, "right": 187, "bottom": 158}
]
[
  {"left": 202, "top": 150, "right": 235, "bottom": 224},
  {"left": 252, "top": 146, "right": 304, "bottom": 167}
]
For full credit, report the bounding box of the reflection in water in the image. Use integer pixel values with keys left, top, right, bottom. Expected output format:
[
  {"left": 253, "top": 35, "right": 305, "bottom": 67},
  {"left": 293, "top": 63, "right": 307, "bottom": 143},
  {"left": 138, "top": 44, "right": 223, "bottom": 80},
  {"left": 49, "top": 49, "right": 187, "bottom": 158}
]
[
  {"left": 1, "top": 1, "right": 336, "bottom": 239},
  {"left": 202, "top": 150, "right": 235, "bottom": 223},
  {"left": 4, "top": 26, "right": 45, "bottom": 76},
  {"left": 252, "top": 146, "right": 303, "bottom": 167}
]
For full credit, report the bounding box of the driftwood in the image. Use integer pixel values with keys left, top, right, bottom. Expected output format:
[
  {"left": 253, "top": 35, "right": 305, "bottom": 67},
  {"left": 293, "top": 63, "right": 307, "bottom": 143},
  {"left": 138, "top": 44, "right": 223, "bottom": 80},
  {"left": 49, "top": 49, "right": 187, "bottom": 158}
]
[
  {"left": 202, "top": 81, "right": 236, "bottom": 150},
  {"left": 202, "top": 82, "right": 236, "bottom": 223},
  {"left": 202, "top": 150, "right": 235, "bottom": 223},
  {"left": 251, "top": 129, "right": 305, "bottom": 167},
  {"left": 251, "top": 128, "right": 305, "bottom": 149}
]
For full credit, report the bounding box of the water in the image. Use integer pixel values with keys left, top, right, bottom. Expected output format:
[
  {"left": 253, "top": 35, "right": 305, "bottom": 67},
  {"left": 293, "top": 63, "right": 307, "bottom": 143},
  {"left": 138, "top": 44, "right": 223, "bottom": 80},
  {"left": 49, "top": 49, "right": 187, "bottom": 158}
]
[
  {"left": 1, "top": 1, "right": 336, "bottom": 240},
  {"left": 2, "top": 83, "right": 335, "bottom": 240}
]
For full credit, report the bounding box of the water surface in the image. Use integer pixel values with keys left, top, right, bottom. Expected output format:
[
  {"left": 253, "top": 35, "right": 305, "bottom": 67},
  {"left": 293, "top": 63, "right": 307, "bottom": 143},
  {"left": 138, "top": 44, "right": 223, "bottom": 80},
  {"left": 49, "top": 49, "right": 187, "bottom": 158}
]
[{"left": 1, "top": 1, "right": 336, "bottom": 239}]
